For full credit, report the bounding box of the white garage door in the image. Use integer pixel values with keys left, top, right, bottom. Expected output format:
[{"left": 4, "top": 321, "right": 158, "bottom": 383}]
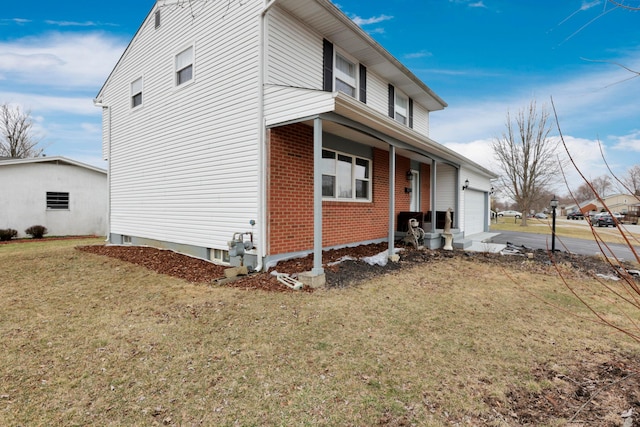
[{"left": 464, "top": 190, "right": 486, "bottom": 236}]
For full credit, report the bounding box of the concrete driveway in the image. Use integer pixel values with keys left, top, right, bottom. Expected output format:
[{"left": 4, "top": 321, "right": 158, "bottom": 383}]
[{"left": 489, "top": 219, "right": 639, "bottom": 263}]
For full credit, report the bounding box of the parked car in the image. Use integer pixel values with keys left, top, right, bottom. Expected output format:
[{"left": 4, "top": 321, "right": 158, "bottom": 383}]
[
  {"left": 612, "top": 212, "right": 624, "bottom": 223},
  {"left": 533, "top": 212, "right": 548, "bottom": 219},
  {"left": 591, "top": 213, "right": 616, "bottom": 227},
  {"left": 497, "top": 210, "right": 522, "bottom": 218},
  {"left": 567, "top": 211, "right": 584, "bottom": 220}
]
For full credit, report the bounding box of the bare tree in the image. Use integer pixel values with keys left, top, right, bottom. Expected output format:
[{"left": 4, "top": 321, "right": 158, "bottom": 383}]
[
  {"left": 621, "top": 164, "right": 640, "bottom": 195},
  {"left": 590, "top": 175, "right": 613, "bottom": 197},
  {"left": 0, "top": 103, "right": 43, "bottom": 159},
  {"left": 572, "top": 181, "right": 595, "bottom": 203},
  {"left": 491, "top": 100, "right": 561, "bottom": 226}
]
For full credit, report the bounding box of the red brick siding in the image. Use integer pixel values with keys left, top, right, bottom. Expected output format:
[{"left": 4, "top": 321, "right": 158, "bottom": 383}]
[{"left": 267, "top": 123, "right": 429, "bottom": 256}]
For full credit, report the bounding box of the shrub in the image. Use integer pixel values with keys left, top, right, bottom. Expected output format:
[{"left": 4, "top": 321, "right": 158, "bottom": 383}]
[
  {"left": 0, "top": 228, "right": 18, "bottom": 241},
  {"left": 25, "top": 225, "right": 48, "bottom": 239}
]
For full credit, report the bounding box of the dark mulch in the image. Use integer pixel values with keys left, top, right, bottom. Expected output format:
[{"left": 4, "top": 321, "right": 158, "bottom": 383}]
[{"left": 76, "top": 242, "right": 634, "bottom": 293}]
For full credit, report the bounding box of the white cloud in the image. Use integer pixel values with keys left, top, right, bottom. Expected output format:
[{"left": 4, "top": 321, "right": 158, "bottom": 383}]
[
  {"left": 404, "top": 51, "right": 433, "bottom": 60},
  {"left": 611, "top": 130, "right": 640, "bottom": 153},
  {"left": 45, "top": 20, "right": 100, "bottom": 27},
  {"left": 0, "top": 32, "right": 127, "bottom": 89},
  {"left": 351, "top": 14, "right": 393, "bottom": 26},
  {"left": 469, "top": 2, "right": 488, "bottom": 8},
  {"left": 0, "top": 92, "right": 100, "bottom": 116}
]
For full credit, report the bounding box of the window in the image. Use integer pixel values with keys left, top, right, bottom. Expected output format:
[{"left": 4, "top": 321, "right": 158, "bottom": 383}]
[
  {"left": 394, "top": 91, "right": 408, "bottom": 125},
  {"left": 212, "top": 249, "right": 230, "bottom": 264},
  {"left": 334, "top": 52, "right": 357, "bottom": 97},
  {"left": 131, "top": 77, "right": 143, "bottom": 108},
  {"left": 46, "top": 192, "right": 69, "bottom": 210},
  {"left": 322, "top": 149, "right": 370, "bottom": 201},
  {"left": 155, "top": 10, "right": 161, "bottom": 28},
  {"left": 175, "top": 46, "right": 194, "bottom": 86}
]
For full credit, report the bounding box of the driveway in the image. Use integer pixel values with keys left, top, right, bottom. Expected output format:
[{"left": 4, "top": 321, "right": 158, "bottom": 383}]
[{"left": 490, "top": 229, "right": 639, "bottom": 263}]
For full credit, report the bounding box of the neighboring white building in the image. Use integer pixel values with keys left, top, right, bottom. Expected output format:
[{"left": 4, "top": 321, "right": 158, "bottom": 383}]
[
  {"left": 95, "top": 0, "right": 497, "bottom": 276},
  {"left": 0, "top": 157, "right": 107, "bottom": 238}
]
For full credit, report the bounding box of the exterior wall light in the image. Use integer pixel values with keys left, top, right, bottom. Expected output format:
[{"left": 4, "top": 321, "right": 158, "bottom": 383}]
[{"left": 462, "top": 179, "right": 469, "bottom": 191}]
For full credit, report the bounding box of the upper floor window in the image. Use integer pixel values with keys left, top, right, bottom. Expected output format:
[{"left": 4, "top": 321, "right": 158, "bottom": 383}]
[
  {"left": 322, "top": 149, "right": 370, "bottom": 201},
  {"left": 46, "top": 192, "right": 69, "bottom": 210},
  {"left": 334, "top": 52, "right": 357, "bottom": 98},
  {"left": 154, "top": 10, "right": 161, "bottom": 29},
  {"left": 394, "top": 91, "right": 408, "bottom": 125},
  {"left": 131, "top": 77, "right": 143, "bottom": 108},
  {"left": 175, "top": 46, "right": 194, "bottom": 86}
]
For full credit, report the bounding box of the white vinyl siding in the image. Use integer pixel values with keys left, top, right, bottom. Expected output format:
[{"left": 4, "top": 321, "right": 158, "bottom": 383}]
[
  {"left": 99, "top": 1, "right": 263, "bottom": 250},
  {"left": 267, "top": 7, "right": 322, "bottom": 89},
  {"left": 435, "top": 163, "right": 456, "bottom": 212},
  {"left": 412, "top": 101, "right": 430, "bottom": 137},
  {"left": 364, "top": 71, "right": 388, "bottom": 117}
]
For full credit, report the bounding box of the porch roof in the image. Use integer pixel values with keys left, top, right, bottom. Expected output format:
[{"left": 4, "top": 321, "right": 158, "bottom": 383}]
[{"left": 264, "top": 87, "right": 497, "bottom": 179}]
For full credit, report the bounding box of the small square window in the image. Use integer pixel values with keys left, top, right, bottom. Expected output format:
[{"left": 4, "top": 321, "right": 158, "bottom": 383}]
[
  {"left": 131, "top": 77, "right": 143, "bottom": 108},
  {"left": 46, "top": 192, "right": 69, "bottom": 210},
  {"left": 175, "top": 46, "right": 194, "bottom": 86}
]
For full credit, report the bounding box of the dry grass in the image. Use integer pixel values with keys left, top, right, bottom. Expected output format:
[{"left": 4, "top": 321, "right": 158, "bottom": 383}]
[{"left": 1, "top": 238, "right": 638, "bottom": 426}]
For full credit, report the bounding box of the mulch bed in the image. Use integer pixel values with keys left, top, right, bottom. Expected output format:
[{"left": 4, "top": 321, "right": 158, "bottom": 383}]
[{"left": 75, "top": 242, "right": 635, "bottom": 292}]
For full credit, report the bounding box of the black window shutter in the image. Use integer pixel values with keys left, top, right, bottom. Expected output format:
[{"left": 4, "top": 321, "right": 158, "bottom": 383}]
[
  {"left": 409, "top": 98, "right": 414, "bottom": 128},
  {"left": 359, "top": 64, "right": 367, "bottom": 103},
  {"left": 323, "top": 39, "right": 334, "bottom": 92},
  {"left": 388, "top": 84, "right": 395, "bottom": 118}
]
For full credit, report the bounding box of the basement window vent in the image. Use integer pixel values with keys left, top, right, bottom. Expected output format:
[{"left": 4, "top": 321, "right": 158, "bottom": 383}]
[
  {"left": 212, "top": 249, "right": 230, "bottom": 264},
  {"left": 122, "top": 235, "right": 132, "bottom": 244}
]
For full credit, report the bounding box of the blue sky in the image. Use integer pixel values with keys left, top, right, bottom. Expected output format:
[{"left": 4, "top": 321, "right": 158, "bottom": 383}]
[{"left": 1, "top": 0, "right": 639, "bottom": 193}]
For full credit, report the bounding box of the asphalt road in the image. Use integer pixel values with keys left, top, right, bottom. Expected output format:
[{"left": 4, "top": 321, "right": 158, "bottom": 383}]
[{"left": 490, "top": 228, "right": 639, "bottom": 263}]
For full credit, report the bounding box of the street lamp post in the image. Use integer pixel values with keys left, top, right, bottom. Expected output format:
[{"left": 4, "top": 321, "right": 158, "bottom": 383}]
[{"left": 550, "top": 195, "right": 559, "bottom": 252}]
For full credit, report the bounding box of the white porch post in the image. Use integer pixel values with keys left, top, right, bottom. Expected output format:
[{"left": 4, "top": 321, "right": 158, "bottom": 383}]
[
  {"left": 430, "top": 159, "right": 436, "bottom": 233},
  {"left": 388, "top": 145, "right": 396, "bottom": 259},
  {"left": 312, "top": 117, "right": 324, "bottom": 276}
]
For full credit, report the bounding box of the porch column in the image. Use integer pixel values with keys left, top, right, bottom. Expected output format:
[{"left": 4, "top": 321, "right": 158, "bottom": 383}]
[
  {"left": 312, "top": 117, "right": 324, "bottom": 276},
  {"left": 388, "top": 145, "right": 396, "bottom": 258},
  {"left": 430, "top": 159, "right": 436, "bottom": 233}
]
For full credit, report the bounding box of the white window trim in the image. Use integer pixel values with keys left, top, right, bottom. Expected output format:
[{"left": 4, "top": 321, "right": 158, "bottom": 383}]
[
  {"left": 174, "top": 44, "right": 195, "bottom": 88},
  {"left": 333, "top": 49, "right": 359, "bottom": 98},
  {"left": 131, "top": 76, "right": 143, "bottom": 109},
  {"left": 394, "top": 90, "right": 408, "bottom": 125},
  {"left": 322, "top": 148, "right": 372, "bottom": 202}
]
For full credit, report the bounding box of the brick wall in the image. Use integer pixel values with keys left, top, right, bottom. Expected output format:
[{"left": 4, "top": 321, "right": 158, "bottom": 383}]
[{"left": 267, "top": 123, "right": 430, "bottom": 256}]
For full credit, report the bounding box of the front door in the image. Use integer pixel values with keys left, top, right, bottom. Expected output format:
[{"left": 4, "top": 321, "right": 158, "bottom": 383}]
[{"left": 410, "top": 170, "right": 420, "bottom": 211}]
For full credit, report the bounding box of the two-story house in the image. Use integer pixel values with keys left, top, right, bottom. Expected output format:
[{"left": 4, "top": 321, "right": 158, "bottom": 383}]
[{"left": 95, "top": 0, "right": 497, "bottom": 282}]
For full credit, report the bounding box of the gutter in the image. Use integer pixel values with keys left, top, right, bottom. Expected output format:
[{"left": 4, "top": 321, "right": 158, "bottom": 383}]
[
  {"left": 93, "top": 98, "right": 111, "bottom": 243},
  {"left": 254, "top": 0, "right": 279, "bottom": 272}
]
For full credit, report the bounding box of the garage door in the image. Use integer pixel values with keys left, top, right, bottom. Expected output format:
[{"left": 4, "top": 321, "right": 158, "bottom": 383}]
[{"left": 464, "top": 190, "right": 486, "bottom": 236}]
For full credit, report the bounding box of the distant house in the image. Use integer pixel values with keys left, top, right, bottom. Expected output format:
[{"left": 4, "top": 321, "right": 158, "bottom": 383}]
[
  {"left": 95, "top": 0, "right": 497, "bottom": 280},
  {"left": 565, "top": 194, "right": 639, "bottom": 216},
  {"left": 0, "top": 157, "right": 107, "bottom": 238}
]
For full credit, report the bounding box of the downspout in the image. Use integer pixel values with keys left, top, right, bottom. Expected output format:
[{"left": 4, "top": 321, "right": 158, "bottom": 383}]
[
  {"left": 93, "top": 99, "right": 111, "bottom": 243},
  {"left": 255, "top": 0, "right": 278, "bottom": 272}
]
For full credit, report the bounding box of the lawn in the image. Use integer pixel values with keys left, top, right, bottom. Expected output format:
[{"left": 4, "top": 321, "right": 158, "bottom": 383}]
[
  {"left": 491, "top": 217, "right": 639, "bottom": 246},
  {"left": 1, "top": 238, "right": 639, "bottom": 426}
]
